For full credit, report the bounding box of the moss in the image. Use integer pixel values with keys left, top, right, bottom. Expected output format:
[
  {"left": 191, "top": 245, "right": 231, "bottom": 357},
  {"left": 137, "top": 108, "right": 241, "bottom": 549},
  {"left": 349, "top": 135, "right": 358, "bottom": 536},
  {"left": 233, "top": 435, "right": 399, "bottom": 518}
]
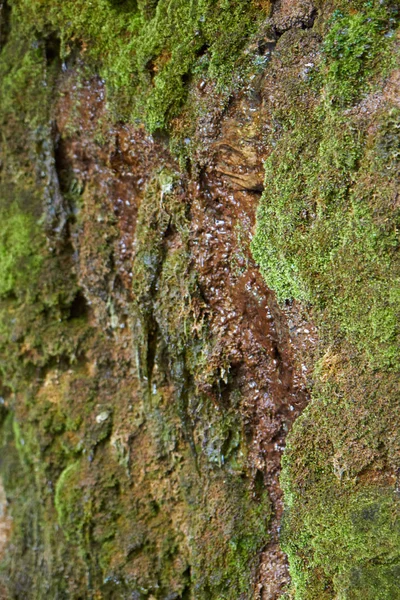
[
  {"left": 186, "top": 472, "right": 270, "bottom": 599},
  {"left": 282, "top": 484, "right": 400, "bottom": 599},
  {"left": 0, "top": 413, "right": 89, "bottom": 598},
  {"left": 252, "top": 2, "right": 400, "bottom": 369},
  {"left": 9, "top": 0, "right": 265, "bottom": 133},
  {"left": 280, "top": 351, "right": 400, "bottom": 598},
  {"left": 250, "top": 2, "right": 400, "bottom": 597},
  {"left": 320, "top": 3, "right": 399, "bottom": 106},
  {"left": 0, "top": 16, "right": 53, "bottom": 298},
  {"left": 54, "top": 461, "right": 84, "bottom": 539},
  {"left": 0, "top": 206, "right": 43, "bottom": 297},
  {"left": 277, "top": 330, "right": 400, "bottom": 598},
  {"left": 0, "top": 12, "right": 93, "bottom": 394},
  {"left": 0, "top": 23, "right": 52, "bottom": 127},
  {"left": 0, "top": 12, "right": 101, "bottom": 596},
  {"left": 9, "top": 0, "right": 400, "bottom": 597}
]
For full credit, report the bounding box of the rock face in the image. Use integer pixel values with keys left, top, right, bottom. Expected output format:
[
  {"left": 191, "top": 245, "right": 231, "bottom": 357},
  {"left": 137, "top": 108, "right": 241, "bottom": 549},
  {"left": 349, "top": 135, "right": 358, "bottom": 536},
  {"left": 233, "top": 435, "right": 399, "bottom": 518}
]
[{"left": 0, "top": 1, "right": 399, "bottom": 599}]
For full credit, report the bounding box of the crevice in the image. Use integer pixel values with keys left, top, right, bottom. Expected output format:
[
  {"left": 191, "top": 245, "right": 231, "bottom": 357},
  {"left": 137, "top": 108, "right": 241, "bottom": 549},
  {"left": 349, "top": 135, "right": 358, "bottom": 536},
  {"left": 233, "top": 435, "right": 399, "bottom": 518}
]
[
  {"left": 68, "top": 291, "right": 89, "bottom": 320},
  {"left": 180, "top": 567, "right": 192, "bottom": 600},
  {"left": 107, "top": 0, "right": 138, "bottom": 13},
  {"left": 253, "top": 469, "right": 265, "bottom": 501},
  {"left": 181, "top": 72, "right": 192, "bottom": 88},
  {"left": 257, "top": 39, "right": 278, "bottom": 55},
  {"left": 151, "top": 127, "right": 170, "bottom": 147},
  {"left": 196, "top": 43, "right": 209, "bottom": 58},
  {"left": 174, "top": 359, "right": 199, "bottom": 470},
  {"left": 0, "top": 0, "right": 11, "bottom": 50},
  {"left": 44, "top": 32, "right": 61, "bottom": 65},
  {"left": 242, "top": 183, "right": 264, "bottom": 195},
  {"left": 0, "top": 395, "right": 8, "bottom": 427},
  {"left": 145, "top": 319, "right": 158, "bottom": 388},
  {"left": 139, "top": 0, "right": 160, "bottom": 20}
]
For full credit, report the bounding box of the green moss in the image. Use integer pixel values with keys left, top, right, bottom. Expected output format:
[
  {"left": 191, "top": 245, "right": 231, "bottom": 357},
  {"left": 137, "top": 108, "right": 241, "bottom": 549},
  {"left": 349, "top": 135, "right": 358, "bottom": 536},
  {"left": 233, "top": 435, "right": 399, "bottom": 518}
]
[
  {"left": 282, "top": 484, "right": 400, "bottom": 599},
  {"left": 0, "top": 207, "right": 43, "bottom": 297},
  {"left": 250, "top": 3, "right": 400, "bottom": 598},
  {"left": 0, "top": 15, "right": 53, "bottom": 299},
  {"left": 10, "top": 0, "right": 264, "bottom": 132},
  {"left": 0, "top": 14, "right": 99, "bottom": 595},
  {"left": 280, "top": 353, "right": 400, "bottom": 598},
  {"left": 0, "top": 25, "right": 51, "bottom": 126},
  {"left": 252, "top": 3, "right": 400, "bottom": 369},
  {"left": 54, "top": 461, "right": 83, "bottom": 538},
  {"left": 320, "top": 3, "right": 398, "bottom": 106},
  {"left": 277, "top": 338, "right": 400, "bottom": 599},
  {"left": 0, "top": 413, "right": 89, "bottom": 598},
  {"left": 0, "top": 11, "right": 93, "bottom": 391}
]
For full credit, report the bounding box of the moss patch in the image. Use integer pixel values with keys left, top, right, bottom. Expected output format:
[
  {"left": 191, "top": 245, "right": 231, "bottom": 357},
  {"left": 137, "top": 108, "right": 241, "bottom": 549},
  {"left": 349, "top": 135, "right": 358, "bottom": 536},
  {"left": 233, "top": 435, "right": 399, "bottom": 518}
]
[
  {"left": 280, "top": 348, "right": 400, "bottom": 598},
  {"left": 282, "top": 482, "right": 400, "bottom": 599},
  {"left": 0, "top": 206, "right": 43, "bottom": 297},
  {"left": 252, "top": 2, "right": 400, "bottom": 368},
  {"left": 251, "top": 2, "right": 400, "bottom": 597},
  {"left": 10, "top": 0, "right": 267, "bottom": 132}
]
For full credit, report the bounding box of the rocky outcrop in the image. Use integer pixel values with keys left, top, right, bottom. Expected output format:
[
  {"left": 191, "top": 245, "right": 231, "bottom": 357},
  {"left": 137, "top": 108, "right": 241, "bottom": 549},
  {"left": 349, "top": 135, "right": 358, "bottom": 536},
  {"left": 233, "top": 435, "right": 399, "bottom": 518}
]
[{"left": 0, "top": 1, "right": 399, "bottom": 598}]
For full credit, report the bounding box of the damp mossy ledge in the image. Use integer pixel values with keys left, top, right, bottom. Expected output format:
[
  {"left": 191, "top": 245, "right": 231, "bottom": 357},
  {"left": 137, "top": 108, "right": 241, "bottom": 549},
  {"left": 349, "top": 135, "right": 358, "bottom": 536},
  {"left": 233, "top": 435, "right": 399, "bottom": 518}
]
[{"left": 251, "top": 2, "right": 400, "bottom": 598}]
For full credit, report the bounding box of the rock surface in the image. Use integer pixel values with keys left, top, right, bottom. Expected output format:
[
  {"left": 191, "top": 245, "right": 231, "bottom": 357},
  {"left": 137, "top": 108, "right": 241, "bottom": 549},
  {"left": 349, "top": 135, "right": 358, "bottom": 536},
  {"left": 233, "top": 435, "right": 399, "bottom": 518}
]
[{"left": 0, "top": 0, "right": 399, "bottom": 598}]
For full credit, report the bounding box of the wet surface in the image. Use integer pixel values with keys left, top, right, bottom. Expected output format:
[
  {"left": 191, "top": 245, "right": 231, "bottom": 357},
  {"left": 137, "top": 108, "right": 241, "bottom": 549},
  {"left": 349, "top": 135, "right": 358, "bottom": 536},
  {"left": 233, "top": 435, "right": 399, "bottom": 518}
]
[
  {"left": 191, "top": 106, "right": 316, "bottom": 596},
  {"left": 54, "top": 74, "right": 174, "bottom": 322},
  {"left": 52, "top": 54, "right": 318, "bottom": 598}
]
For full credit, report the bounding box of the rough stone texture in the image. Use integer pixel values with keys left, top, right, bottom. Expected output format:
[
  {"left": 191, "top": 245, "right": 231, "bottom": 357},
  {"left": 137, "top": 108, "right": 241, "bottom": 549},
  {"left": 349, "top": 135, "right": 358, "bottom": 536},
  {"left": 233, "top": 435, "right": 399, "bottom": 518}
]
[{"left": 0, "top": 0, "right": 399, "bottom": 599}]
